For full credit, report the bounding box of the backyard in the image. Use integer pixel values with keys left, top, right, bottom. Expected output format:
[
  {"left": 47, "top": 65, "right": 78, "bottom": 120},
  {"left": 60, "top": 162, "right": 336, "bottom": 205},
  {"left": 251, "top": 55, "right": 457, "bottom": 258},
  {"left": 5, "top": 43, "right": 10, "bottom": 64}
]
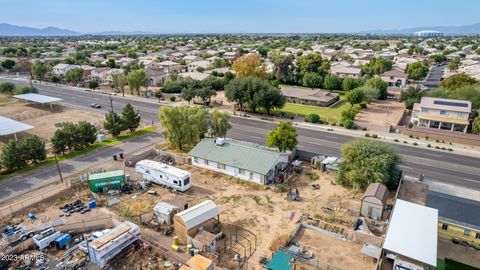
[{"left": 279, "top": 97, "right": 350, "bottom": 122}]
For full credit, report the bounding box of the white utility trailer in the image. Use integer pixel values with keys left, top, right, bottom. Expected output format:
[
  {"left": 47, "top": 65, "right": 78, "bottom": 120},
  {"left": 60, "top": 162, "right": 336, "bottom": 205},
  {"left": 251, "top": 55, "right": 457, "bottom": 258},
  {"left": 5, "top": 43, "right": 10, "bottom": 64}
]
[{"left": 135, "top": 159, "right": 192, "bottom": 192}]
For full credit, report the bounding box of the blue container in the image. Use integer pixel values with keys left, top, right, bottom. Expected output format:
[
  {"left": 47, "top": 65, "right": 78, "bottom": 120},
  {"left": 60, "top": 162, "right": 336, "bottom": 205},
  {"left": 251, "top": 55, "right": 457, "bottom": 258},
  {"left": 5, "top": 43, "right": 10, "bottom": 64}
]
[
  {"left": 28, "top": 213, "right": 35, "bottom": 220},
  {"left": 88, "top": 200, "right": 97, "bottom": 209},
  {"left": 190, "top": 248, "right": 195, "bottom": 256},
  {"left": 56, "top": 234, "right": 72, "bottom": 249}
]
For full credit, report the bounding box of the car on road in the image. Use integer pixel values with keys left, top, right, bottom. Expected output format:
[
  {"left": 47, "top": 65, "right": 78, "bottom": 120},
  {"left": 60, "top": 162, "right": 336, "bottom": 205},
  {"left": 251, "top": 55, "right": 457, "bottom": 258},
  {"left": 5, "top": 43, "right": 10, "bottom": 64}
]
[{"left": 90, "top": 103, "right": 102, "bottom": 109}]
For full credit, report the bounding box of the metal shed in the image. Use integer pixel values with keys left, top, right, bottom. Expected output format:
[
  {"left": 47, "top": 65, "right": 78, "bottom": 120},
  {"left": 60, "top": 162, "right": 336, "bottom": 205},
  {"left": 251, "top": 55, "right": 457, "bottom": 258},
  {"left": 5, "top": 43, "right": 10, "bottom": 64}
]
[
  {"left": 153, "top": 202, "right": 179, "bottom": 225},
  {"left": 173, "top": 200, "right": 220, "bottom": 244}
]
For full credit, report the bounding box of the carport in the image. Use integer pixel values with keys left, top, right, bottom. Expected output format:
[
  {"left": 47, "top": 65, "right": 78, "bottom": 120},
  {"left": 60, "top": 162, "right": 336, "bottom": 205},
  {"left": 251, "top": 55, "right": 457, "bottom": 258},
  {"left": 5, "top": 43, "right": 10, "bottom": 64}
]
[
  {"left": 0, "top": 116, "right": 34, "bottom": 141},
  {"left": 13, "top": 93, "right": 63, "bottom": 109}
]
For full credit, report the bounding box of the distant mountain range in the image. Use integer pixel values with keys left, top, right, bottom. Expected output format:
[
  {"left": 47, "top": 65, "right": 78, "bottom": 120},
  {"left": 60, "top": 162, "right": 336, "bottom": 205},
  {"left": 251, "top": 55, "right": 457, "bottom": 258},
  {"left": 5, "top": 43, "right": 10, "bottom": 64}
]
[
  {"left": 1, "top": 22, "right": 480, "bottom": 36},
  {"left": 363, "top": 23, "right": 480, "bottom": 35}
]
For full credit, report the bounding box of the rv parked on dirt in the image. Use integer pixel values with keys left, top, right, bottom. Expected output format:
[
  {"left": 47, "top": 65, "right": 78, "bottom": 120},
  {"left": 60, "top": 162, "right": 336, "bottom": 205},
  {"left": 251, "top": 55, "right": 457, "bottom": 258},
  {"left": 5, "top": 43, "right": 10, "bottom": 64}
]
[{"left": 135, "top": 159, "right": 192, "bottom": 192}]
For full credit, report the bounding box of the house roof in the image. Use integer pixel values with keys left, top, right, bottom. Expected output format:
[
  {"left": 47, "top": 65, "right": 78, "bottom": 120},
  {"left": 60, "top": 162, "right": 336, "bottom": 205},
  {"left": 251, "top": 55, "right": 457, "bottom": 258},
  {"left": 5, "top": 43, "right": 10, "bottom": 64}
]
[
  {"left": 178, "top": 72, "right": 210, "bottom": 81},
  {"left": 281, "top": 87, "right": 339, "bottom": 103},
  {"left": 381, "top": 68, "right": 407, "bottom": 78},
  {"left": 175, "top": 200, "right": 220, "bottom": 230},
  {"left": 426, "top": 191, "right": 480, "bottom": 231},
  {"left": 383, "top": 199, "right": 438, "bottom": 267},
  {"left": 331, "top": 65, "right": 362, "bottom": 75},
  {"left": 189, "top": 138, "right": 283, "bottom": 175},
  {"left": 154, "top": 202, "right": 179, "bottom": 216},
  {"left": 89, "top": 170, "right": 124, "bottom": 181},
  {"left": 363, "top": 183, "right": 388, "bottom": 203},
  {"left": 193, "top": 230, "right": 216, "bottom": 245},
  {"left": 419, "top": 97, "right": 471, "bottom": 113}
]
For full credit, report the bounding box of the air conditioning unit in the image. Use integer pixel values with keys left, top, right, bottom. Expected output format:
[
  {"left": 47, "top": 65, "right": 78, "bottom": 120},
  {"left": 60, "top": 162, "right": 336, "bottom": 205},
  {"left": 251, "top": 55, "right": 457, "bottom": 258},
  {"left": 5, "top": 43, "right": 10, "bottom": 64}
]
[{"left": 215, "top": 138, "right": 225, "bottom": 146}]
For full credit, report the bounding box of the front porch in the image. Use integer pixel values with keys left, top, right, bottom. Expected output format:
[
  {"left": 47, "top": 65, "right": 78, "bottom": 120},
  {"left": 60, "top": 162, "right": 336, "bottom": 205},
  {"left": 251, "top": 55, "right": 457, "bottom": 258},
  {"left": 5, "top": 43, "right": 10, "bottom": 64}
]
[{"left": 418, "top": 119, "right": 467, "bottom": 133}]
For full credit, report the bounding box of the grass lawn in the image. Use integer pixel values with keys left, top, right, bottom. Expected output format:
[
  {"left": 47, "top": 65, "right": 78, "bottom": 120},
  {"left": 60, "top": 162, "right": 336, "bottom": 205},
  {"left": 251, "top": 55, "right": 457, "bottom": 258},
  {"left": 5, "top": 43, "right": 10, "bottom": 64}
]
[
  {"left": 0, "top": 94, "right": 14, "bottom": 105},
  {"left": 279, "top": 98, "right": 350, "bottom": 122},
  {"left": 0, "top": 126, "right": 157, "bottom": 181}
]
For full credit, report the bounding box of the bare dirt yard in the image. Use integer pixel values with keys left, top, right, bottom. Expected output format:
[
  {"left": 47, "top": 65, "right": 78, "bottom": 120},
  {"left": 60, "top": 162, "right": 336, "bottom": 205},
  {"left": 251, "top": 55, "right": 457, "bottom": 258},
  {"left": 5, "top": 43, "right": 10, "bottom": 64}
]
[
  {"left": 0, "top": 100, "right": 105, "bottom": 148},
  {"left": 355, "top": 100, "right": 406, "bottom": 133}
]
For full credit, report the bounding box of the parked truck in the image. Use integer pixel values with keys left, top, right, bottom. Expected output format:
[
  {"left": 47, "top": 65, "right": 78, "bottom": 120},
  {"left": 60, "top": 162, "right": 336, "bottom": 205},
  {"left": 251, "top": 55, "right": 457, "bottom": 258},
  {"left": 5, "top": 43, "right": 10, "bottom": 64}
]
[{"left": 135, "top": 159, "right": 192, "bottom": 192}]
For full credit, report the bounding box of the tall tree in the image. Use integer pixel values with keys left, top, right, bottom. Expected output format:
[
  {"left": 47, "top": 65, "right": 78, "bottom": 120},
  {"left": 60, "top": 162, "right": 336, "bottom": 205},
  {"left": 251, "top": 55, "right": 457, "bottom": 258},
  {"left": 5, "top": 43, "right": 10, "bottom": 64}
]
[
  {"left": 88, "top": 80, "right": 99, "bottom": 90},
  {"left": 1, "top": 59, "right": 16, "bottom": 71},
  {"left": 181, "top": 87, "right": 196, "bottom": 105},
  {"left": 256, "top": 86, "right": 286, "bottom": 115},
  {"left": 196, "top": 87, "right": 217, "bottom": 106},
  {"left": 31, "top": 61, "right": 51, "bottom": 82},
  {"left": 209, "top": 109, "right": 231, "bottom": 138},
  {"left": 342, "top": 76, "right": 361, "bottom": 91},
  {"left": 126, "top": 69, "right": 147, "bottom": 95},
  {"left": 267, "top": 121, "right": 298, "bottom": 152},
  {"left": 302, "top": 72, "right": 323, "bottom": 88},
  {"left": 296, "top": 54, "right": 330, "bottom": 77},
  {"left": 271, "top": 53, "right": 294, "bottom": 83},
  {"left": 64, "top": 68, "right": 84, "bottom": 85},
  {"left": 345, "top": 88, "right": 366, "bottom": 105},
  {"left": 365, "top": 77, "right": 388, "bottom": 100},
  {"left": 440, "top": 73, "right": 477, "bottom": 91},
  {"left": 400, "top": 87, "right": 424, "bottom": 109},
  {"left": 121, "top": 103, "right": 141, "bottom": 132},
  {"left": 0, "top": 140, "right": 25, "bottom": 170},
  {"left": 323, "top": 75, "right": 343, "bottom": 90},
  {"left": 104, "top": 112, "right": 125, "bottom": 137},
  {"left": 361, "top": 57, "right": 393, "bottom": 76},
  {"left": 159, "top": 106, "right": 208, "bottom": 150},
  {"left": 112, "top": 73, "right": 127, "bottom": 97},
  {"left": 232, "top": 54, "right": 268, "bottom": 79},
  {"left": 407, "top": 62, "right": 429, "bottom": 82},
  {"left": 337, "top": 139, "right": 401, "bottom": 189},
  {"left": 19, "top": 136, "right": 46, "bottom": 164},
  {"left": 0, "top": 82, "right": 15, "bottom": 95},
  {"left": 76, "top": 121, "right": 97, "bottom": 147},
  {"left": 472, "top": 117, "right": 480, "bottom": 135}
]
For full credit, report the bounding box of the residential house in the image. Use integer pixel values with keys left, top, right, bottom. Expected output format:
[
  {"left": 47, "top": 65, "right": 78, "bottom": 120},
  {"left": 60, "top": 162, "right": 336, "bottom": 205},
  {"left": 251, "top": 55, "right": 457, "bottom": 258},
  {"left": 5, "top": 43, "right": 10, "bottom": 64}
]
[
  {"left": 223, "top": 51, "right": 239, "bottom": 62},
  {"left": 382, "top": 199, "right": 438, "bottom": 270},
  {"left": 281, "top": 87, "right": 339, "bottom": 107},
  {"left": 330, "top": 65, "right": 362, "bottom": 78},
  {"left": 360, "top": 183, "right": 388, "bottom": 220},
  {"left": 107, "top": 53, "right": 125, "bottom": 60},
  {"left": 183, "top": 55, "right": 202, "bottom": 64},
  {"left": 426, "top": 191, "right": 480, "bottom": 246},
  {"left": 159, "top": 60, "right": 182, "bottom": 74},
  {"left": 178, "top": 72, "right": 210, "bottom": 81},
  {"left": 380, "top": 68, "right": 408, "bottom": 88},
  {"left": 188, "top": 60, "right": 211, "bottom": 72},
  {"left": 90, "top": 51, "right": 106, "bottom": 59},
  {"left": 411, "top": 97, "right": 472, "bottom": 133},
  {"left": 189, "top": 138, "right": 290, "bottom": 185},
  {"left": 52, "top": 63, "right": 80, "bottom": 76},
  {"left": 117, "top": 57, "right": 135, "bottom": 67}
]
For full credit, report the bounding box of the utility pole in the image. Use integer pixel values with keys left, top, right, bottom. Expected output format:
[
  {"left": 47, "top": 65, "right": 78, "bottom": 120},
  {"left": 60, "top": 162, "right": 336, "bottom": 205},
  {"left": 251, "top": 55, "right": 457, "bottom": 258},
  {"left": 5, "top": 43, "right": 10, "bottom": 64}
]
[
  {"left": 54, "top": 153, "right": 63, "bottom": 183},
  {"left": 109, "top": 94, "right": 115, "bottom": 125},
  {"left": 384, "top": 108, "right": 390, "bottom": 140}
]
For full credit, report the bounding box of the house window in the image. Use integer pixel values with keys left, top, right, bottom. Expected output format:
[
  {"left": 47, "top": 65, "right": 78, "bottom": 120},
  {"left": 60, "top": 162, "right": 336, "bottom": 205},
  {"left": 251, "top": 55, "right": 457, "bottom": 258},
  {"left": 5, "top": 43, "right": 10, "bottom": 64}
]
[
  {"left": 217, "top": 163, "right": 225, "bottom": 170},
  {"left": 421, "top": 108, "right": 429, "bottom": 113},
  {"left": 458, "top": 112, "right": 466, "bottom": 118},
  {"left": 249, "top": 172, "right": 254, "bottom": 180},
  {"left": 390, "top": 76, "right": 394, "bottom": 80},
  {"left": 204, "top": 160, "right": 209, "bottom": 165},
  {"left": 441, "top": 223, "right": 448, "bottom": 230},
  {"left": 193, "top": 157, "right": 198, "bottom": 163},
  {"left": 440, "top": 110, "right": 447, "bottom": 115},
  {"left": 239, "top": 169, "right": 245, "bottom": 175},
  {"left": 173, "top": 180, "right": 178, "bottom": 185},
  {"left": 476, "top": 233, "right": 480, "bottom": 239},
  {"left": 464, "top": 229, "right": 470, "bottom": 236}
]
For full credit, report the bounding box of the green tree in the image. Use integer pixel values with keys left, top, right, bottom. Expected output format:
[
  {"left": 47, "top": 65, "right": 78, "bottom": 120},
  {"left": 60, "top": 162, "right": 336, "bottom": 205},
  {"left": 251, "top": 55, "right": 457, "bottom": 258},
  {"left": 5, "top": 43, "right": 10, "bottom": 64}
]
[
  {"left": 225, "top": 76, "right": 277, "bottom": 113},
  {"left": 448, "top": 58, "right": 461, "bottom": 72},
  {"left": 337, "top": 139, "right": 401, "bottom": 189},
  {"left": 257, "top": 46, "right": 269, "bottom": 57},
  {"left": 112, "top": 73, "right": 127, "bottom": 97},
  {"left": 13, "top": 85, "right": 38, "bottom": 95},
  {"left": 400, "top": 87, "right": 424, "bottom": 109},
  {"left": 267, "top": 121, "right": 298, "bottom": 152},
  {"left": 302, "top": 72, "right": 323, "bottom": 88},
  {"left": 159, "top": 106, "right": 208, "bottom": 150},
  {"left": 106, "top": 59, "right": 117, "bottom": 68},
  {"left": 104, "top": 112, "right": 125, "bottom": 137},
  {"left": 1, "top": 59, "right": 16, "bottom": 71},
  {"left": 256, "top": 86, "right": 286, "bottom": 115},
  {"left": 126, "top": 69, "right": 147, "bottom": 95},
  {"left": 209, "top": 109, "right": 231, "bottom": 138},
  {"left": 430, "top": 54, "right": 447, "bottom": 63},
  {"left": 181, "top": 87, "right": 196, "bottom": 104},
  {"left": 342, "top": 77, "right": 361, "bottom": 91},
  {"left": 196, "top": 87, "right": 217, "bottom": 105},
  {"left": 121, "top": 103, "right": 141, "bottom": 132},
  {"left": 472, "top": 117, "right": 480, "bottom": 135},
  {"left": 323, "top": 75, "right": 343, "bottom": 90},
  {"left": 76, "top": 121, "right": 97, "bottom": 147},
  {"left": 306, "top": 113, "right": 320, "bottom": 123},
  {"left": 359, "top": 86, "right": 380, "bottom": 102},
  {"left": 19, "top": 136, "right": 46, "bottom": 164},
  {"left": 361, "top": 58, "right": 393, "bottom": 76},
  {"left": 297, "top": 54, "right": 330, "bottom": 77},
  {"left": 271, "top": 53, "right": 294, "bottom": 83},
  {"left": 232, "top": 54, "right": 268, "bottom": 79},
  {"left": 440, "top": 73, "right": 478, "bottom": 91},
  {"left": 0, "top": 140, "right": 25, "bottom": 170},
  {"left": 407, "top": 62, "right": 429, "bottom": 82},
  {"left": 0, "top": 82, "right": 15, "bottom": 95},
  {"left": 345, "top": 88, "right": 366, "bottom": 106},
  {"left": 31, "top": 61, "right": 51, "bottom": 81},
  {"left": 365, "top": 77, "right": 388, "bottom": 100},
  {"left": 88, "top": 80, "right": 99, "bottom": 90},
  {"left": 64, "top": 68, "right": 84, "bottom": 85}
]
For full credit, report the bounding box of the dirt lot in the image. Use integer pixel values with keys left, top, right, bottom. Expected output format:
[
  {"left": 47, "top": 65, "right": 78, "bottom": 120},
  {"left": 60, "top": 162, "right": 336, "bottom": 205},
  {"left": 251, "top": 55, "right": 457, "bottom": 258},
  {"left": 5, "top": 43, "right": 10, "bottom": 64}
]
[
  {"left": 355, "top": 100, "right": 405, "bottom": 133},
  {"left": 0, "top": 100, "right": 105, "bottom": 148},
  {"left": 292, "top": 226, "right": 376, "bottom": 270},
  {"left": 437, "top": 238, "right": 480, "bottom": 268}
]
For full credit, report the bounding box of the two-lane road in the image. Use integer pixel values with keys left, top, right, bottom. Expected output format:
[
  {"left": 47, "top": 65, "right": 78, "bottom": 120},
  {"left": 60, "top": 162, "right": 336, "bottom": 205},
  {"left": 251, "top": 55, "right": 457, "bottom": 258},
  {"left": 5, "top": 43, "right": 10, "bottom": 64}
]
[{"left": 1, "top": 77, "right": 480, "bottom": 191}]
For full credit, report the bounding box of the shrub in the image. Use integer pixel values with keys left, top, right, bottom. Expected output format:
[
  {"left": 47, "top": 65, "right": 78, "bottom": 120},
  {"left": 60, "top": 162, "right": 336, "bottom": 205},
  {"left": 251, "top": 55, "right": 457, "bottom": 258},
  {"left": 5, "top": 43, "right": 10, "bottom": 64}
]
[
  {"left": 403, "top": 141, "right": 408, "bottom": 144},
  {"left": 427, "top": 144, "right": 431, "bottom": 147},
  {"left": 394, "top": 139, "right": 399, "bottom": 142},
  {"left": 413, "top": 142, "right": 418, "bottom": 146},
  {"left": 365, "top": 133, "right": 371, "bottom": 137},
  {"left": 441, "top": 147, "right": 446, "bottom": 150},
  {"left": 435, "top": 146, "right": 440, "bottom": 149},
  {"left": 170, "top": 96, "right": 176, "bottom": 102},
  {"left": 372, "top": 134, "right": 378, "bottom": 139},
  {"left": 409, "top": 135, "right": 414, "bottom": 138},
  {"left": 425, "top": 136, "right": 429, "bottom": 141},
  {"left": 343, "top": 119, "right": 355, "bottom": 129},
  {"left": 407, "top": 122, "right": 414, "bottom": 129},
  {"left": 359, "top": 102, "right": 368, "bottom": 109},
  {"left": 306, "top": 113, "right": 320, "bottom": 123},
  {"left": 447, "top": 148, "right": 453, "bottom": 151}
]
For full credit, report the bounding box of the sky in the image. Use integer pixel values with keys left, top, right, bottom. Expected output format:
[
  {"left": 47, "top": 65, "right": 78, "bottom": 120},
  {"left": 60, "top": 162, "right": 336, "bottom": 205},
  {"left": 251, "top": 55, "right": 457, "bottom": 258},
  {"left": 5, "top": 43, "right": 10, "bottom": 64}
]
[{"left": 1, "top": 0, "right": 480, "bottom": 33}]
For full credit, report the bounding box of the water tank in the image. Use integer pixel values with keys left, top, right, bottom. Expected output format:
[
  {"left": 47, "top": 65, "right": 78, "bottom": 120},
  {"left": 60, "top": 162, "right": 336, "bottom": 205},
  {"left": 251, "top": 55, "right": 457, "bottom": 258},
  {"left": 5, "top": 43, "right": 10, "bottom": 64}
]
[{"left": 215, "top": 138, "right": 225, "bottom": 146}]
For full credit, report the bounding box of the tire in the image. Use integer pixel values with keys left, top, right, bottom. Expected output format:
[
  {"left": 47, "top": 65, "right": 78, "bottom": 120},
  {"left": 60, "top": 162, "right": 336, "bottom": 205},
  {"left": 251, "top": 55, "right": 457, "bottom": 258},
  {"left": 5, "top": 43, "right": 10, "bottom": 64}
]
[{"left": 21, "top": 235, "right": 27, "bottom": 241}]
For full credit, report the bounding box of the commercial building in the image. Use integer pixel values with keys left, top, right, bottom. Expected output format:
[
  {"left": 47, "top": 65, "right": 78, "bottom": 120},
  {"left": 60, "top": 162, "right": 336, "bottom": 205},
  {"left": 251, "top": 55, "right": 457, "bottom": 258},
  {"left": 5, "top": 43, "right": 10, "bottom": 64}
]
[
  {"left": 281, "top": 87, "right": 339, "bottom": 107},
  {"left": 412, "top": 97, "right": 472, "bottom": 133},
  {"left": 426, "top": 191, "right": 480, "bottom": 246},
  {"left": 414, "top": 30, "right": 443, "bottom": 37},
  {"left": 189, "top": 138, "right": 290, "bottom": 185},
  {"left": 382, "top": 199, "right": 438, "bottom": 270}
]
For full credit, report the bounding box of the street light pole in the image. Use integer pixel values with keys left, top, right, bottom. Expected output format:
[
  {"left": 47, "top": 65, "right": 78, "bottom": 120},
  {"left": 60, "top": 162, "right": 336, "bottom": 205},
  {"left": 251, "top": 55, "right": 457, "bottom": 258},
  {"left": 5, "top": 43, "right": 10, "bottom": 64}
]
[
  {"left": 384, "top": 108, "right": 390, "bottom": 140},
  {"left": 53, "top": 153, "right": 63, "bottom": 183}
]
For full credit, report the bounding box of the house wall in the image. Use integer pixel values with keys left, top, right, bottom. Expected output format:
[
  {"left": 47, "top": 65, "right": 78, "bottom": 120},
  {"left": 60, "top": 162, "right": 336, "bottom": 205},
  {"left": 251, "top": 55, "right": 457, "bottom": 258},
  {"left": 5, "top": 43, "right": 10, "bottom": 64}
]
[
  {"left": 418, "top": 108, "right": 469, "bottom": 121},
  {"left": 437, "top": 220, "right": 480, "bottom": 246},
  {"left": 191, "top": 158, "right": 264, "bottom": 184},
  {"left": 360, "top": 197, "right": 383, "bottom": 220},
  {"left": 380, "top": 75, "right": 407, "bottom": 88}
]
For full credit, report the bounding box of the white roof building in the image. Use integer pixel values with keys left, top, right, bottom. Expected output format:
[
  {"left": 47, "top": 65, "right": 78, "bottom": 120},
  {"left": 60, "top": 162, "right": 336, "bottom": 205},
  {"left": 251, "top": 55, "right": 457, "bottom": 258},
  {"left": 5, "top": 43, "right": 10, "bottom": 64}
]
[
  {"left": 383, "top": 199, "right": 438, "bottom": 268},
  {"left": 175, "top": 200, "right": 220, "bottom": 230}
]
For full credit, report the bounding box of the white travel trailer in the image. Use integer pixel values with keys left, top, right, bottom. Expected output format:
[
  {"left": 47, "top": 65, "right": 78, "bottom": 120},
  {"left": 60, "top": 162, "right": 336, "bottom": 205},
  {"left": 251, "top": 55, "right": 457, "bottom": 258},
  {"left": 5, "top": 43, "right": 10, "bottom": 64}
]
[{"left": 135, "top": 159, "right": 192, "bottom": 192}]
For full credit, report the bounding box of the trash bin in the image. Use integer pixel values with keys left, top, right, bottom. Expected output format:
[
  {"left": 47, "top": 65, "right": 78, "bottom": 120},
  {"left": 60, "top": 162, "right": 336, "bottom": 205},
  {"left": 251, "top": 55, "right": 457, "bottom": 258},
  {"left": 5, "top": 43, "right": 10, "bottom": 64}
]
[
  {"left": 113, "top": 155, "right": 117, "bottom": 161},
  {"left": 119, "top": 153, "right": 124, "bottom": 159}
]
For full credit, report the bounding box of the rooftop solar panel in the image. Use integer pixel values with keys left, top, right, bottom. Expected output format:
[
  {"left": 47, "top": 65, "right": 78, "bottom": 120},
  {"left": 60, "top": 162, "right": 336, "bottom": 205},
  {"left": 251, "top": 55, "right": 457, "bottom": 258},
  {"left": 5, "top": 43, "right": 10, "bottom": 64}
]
[
  {"left": 0, "top": 116, "right": 34, "bottom": 136},
  {"left": 433, "top": 100, "right": 469, "bottom": 108}
]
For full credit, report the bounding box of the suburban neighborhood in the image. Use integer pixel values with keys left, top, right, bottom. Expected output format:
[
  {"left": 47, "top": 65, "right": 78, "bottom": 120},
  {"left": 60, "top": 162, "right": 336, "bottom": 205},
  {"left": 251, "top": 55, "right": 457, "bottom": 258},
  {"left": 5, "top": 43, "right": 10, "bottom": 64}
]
[{"left": 0, "top": 1, "right": 479, "bottom": 270}]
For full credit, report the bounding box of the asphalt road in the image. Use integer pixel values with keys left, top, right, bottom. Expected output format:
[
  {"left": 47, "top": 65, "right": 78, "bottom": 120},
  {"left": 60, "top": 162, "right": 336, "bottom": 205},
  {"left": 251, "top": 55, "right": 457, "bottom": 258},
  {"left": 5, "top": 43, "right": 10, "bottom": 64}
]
[
  {"left": 1, "top": 77, "right": 480, "bottom": 191},
  {"left": 423, "top": 65, "right": 444, "bottom": 89}
]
